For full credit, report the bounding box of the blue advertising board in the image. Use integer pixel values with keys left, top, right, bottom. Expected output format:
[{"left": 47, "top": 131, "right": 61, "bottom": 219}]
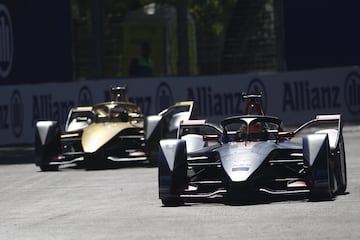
[
  {"left": 0, "top": 0, "right": 72, "bottom": 85},
  {"left": 0, "top": 66, "right": 358, "bottom": 145}
]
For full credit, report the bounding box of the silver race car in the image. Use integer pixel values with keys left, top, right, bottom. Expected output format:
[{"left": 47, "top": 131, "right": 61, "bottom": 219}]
[{"left": 154, "top": 93, "right": 347, "bottom": 206}]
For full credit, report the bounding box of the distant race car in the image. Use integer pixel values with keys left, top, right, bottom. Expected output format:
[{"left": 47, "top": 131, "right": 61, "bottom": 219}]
[
  {"left": 35, "top": 86, "right": 196, "bottom": 171},
  {"left": 156, "top": 93, "right": 347, "bottom": 206}
]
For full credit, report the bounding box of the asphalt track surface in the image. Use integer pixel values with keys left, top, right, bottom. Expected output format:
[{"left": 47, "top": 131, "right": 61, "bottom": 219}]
[{"left": 0, "top": 125, "right": 360, "bottom": 240}]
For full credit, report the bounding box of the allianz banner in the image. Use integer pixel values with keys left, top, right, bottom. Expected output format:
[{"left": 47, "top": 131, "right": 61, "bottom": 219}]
[
  {"left": 0, "top": 66, "right": 359, "bottom": 145},
  {"left": 0, "top": 0, "right": 72, "bottom": 85}
]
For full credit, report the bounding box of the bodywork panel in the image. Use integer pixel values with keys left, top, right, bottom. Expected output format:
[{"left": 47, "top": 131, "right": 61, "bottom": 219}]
[{"left": 81, "top": 122, "right": 143, "bottom": 153}]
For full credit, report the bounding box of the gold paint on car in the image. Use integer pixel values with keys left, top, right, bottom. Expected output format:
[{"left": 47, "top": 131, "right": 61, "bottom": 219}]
[{"left": 81, "top": 121, "right": 143, "bottom": 153}]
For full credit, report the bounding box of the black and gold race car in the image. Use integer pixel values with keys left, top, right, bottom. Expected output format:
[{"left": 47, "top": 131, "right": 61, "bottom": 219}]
[
  {"left": 34, "top": 86, "right": 196, "bottom": 171},
  {"left": 35, "top": 86, "right": 145, "bottom": 170}
]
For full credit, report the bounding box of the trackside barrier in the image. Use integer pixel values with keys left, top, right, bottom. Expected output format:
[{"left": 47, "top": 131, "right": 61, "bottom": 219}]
[{"left": 0, "top": 66, "right": 359, "bottom": 145}]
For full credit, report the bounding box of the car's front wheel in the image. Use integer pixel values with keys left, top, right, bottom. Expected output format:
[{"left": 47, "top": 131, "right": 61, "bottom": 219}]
[
  {"left": 161, "top": 198, "right": 184, "bottom": 207},
  {"left": 334, "top": 136, "right": 347, "bottom": 194}
]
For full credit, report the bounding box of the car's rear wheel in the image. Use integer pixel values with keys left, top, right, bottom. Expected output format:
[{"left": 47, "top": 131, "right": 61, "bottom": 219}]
[
  {"left": 34, "top": 121, "right": 62, "bottom": 171},
  {"left": 309, "top": 139, "right": 334, "bottom": 201},
  {"left": 35, "top": 134, "right": 60, "bottom": 172}
]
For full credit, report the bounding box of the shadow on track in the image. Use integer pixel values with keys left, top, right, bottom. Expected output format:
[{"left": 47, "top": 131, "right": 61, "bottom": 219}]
[{"left": 63, "top": 160, "right": 154, "bottom": 171}]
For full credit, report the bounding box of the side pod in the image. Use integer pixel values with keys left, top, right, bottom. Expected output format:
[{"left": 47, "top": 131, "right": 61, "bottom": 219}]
[
  {"left": 158, "top": 139, "right": 188, "bottom": 205},
  {"left": 34, "top": 121, "right": 61, "bottom": 171},
  {"left": 303, "top": 133, "right": 334, "bottom": 199}
]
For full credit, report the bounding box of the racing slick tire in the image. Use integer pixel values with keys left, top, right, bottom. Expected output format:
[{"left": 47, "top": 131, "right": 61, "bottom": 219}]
[
  {"left": 39, "top": 161, "right": 59, "bottom": 172},
  {"left": 161, "top": 198, "right": 185, "bottom": 207},
  {"left": 309, "top": 162, "right": 333, "bottom": 201},
  {"left": 306, "top": 135, "right": 334, "bottom": 201},
  {"left": 34, "top": 122, "right": 61, "bottom": 171},
  {"left": 334, "top": 135, "right": 347, "bottom": 194},
  {"left": 158, "top": 139, "right": 188, "bottom": 207},
  {"left": 37, "top": 149, "right": 59, "bottom": 172}
]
